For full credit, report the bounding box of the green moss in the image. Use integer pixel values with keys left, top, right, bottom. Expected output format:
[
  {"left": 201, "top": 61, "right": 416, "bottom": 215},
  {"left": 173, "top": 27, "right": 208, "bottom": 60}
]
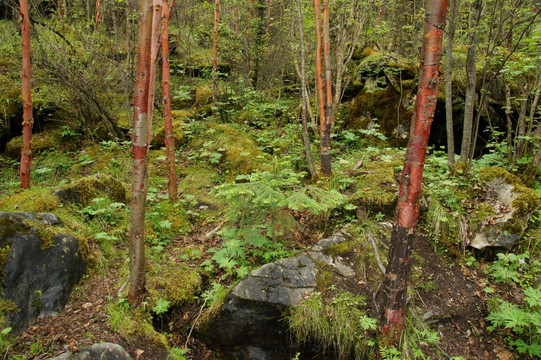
[
  {"left": 147, "top": 264, "right": 201, "bottom": 308},
  {"left": 288, "top": 292, "right": 377, "bottom": 359},
  {"left": 0, "top": 73, "right": 21, "bottom": 123},
  {"left": 193, "top": 86, "right": 212, "bottom": 108},
  {"left": 56, "top": 174, "right": 127, "bottom": 207},
  {"left": 5, "top": 129, "right": 70, "bottom": 159},
  {"left": 325, "top": 240, "right": 357, "bottom": 257},
  {"left": 151, "top": 118, "right": 190, "bottom": 149},
  {"left": 190, "top": 124, "right": 271, "bottom": 175},
  {"left": 479, "top": 167, "right": 540, "bottom": 214},
  {"left": 32, "top": 290, "right": 42, "bottom": 313},
  {"left": 107, "top": 300, "right": 168, "bottom": 346},
  {"left": 350, "top": 161, "right": 398, "bottom": 209}
]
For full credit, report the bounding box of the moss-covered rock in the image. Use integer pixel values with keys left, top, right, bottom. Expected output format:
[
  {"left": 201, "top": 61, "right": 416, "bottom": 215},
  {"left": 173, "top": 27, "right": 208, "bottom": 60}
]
[
  {"left": 147, "top": 264, "right": 201, "bottom": 308},
  {"left": 0, "top": 212, "right": 85, "bottom": 332},
  {"left": 349, "top": 160, "right": 399, "bottom": 214},
  {"left": 150, "top": 111, "right": 193, "bottom": 149},
  {"left": 0, "top": 187, "right": 62, "bottom": 213},
  {"left": 193, "top": 85, "right": 213, "bottom": 108},
  {"left": 468, "top": 167, "right": 540, "bottom": 250},
  {"left": 4, "top": 129, "right": 63, "bottom": 159},
  {"left": 53, "top": 173, "right": 127, "bottom": 207},
  {"left": 190, "top": 123, "right": 271, "bottom": 175}
]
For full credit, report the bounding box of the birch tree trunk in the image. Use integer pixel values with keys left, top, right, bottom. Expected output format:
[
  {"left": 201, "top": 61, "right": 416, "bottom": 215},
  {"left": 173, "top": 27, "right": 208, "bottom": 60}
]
[
  {"left": 20, "top": 0, "right": 33, "bottom": 189},
  {"left": 162, "top": 0, "right": 177, "bottom": 199},
  {"left": 128, "top": 0, "right": 153, "bottom": 307},
  {"left": 378, "top": 0, "right": 449, "bottom": 347}
]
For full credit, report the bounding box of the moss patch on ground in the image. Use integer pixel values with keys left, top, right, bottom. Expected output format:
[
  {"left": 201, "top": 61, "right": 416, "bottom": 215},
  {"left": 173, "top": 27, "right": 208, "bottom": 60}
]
[{"left": 190, "top": 123, "right": 271, "bottom": 175}]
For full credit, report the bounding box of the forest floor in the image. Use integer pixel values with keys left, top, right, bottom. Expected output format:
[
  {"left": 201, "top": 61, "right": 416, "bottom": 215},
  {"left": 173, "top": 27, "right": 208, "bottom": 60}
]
[{"left": 10, "top": 222, "right": 514, "bottom": 360}]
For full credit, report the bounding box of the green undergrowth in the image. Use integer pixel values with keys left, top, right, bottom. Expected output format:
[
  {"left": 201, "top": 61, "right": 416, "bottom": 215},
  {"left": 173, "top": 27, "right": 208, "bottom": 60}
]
[{"left": 288, "top": 292, "right": 378, "bottom": 359}]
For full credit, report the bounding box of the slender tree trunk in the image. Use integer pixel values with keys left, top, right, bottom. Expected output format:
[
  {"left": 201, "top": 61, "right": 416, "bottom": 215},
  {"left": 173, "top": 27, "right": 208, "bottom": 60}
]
[
  {"left": 525, "top": 74, "right": 541, "bottom": 140},
  {"left": 94, "top": 0, "right": 102, "bottom": 29},
  {"left": 514, "top": 80, "right": 529, "bottom": 161},
  {"left": 20, "top": 0, "right": 33, "bottom": 189},
  {"left": 313, "top": 0, "right": 326, "bottom": 162},
  {"left": 505, "top": 83, "right": 513, "bottom": 161},
  {"left": 378, "top": 0, "right": 449, "bottom": 347},
  {"left": 445, "top": 0, "right": 458, "bottom": 169},
  {"left": 212, "top": 0, "right": 219, "bottom": 117},
  {"left": 459, "top": 0, "right": 483, "bottom": 164},
  {"left": 296, "top": 0, "right": 315, "bottom": 177},
  {"left": 128, "top": 0, "right": 153, "bottom": 307},
  {"left": 320, "top": 0, "right": 333, "bottom": 175},
  {"left": 147, "top": 0, "right": 163, "bottom": 145},
  {"left": 162, "top": 0, "right": 177, "bottom": 199}
]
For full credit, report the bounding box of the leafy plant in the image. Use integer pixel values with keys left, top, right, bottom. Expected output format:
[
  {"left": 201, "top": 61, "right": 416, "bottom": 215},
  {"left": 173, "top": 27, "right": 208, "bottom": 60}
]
[
  {"left": 487, "top": 286, "right": 541, "bottom": 358},
  {"left": 209, "top": 161, "right": 343, "bottom": 277}
]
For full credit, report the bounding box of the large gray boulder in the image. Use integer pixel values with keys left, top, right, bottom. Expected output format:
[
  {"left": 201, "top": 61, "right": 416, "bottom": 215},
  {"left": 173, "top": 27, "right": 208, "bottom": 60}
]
[
  {"left": 0, "top": 212, "right": 86, "bottom": 332},
  {"left": 195, "top": 227, "right": 358, "bottom": 359}
]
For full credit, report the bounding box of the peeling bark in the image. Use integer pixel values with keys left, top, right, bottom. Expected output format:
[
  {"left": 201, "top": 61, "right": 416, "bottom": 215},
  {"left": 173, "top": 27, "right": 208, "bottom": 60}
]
[
  {"left": 128, "top": 0, "right": 153, "bottom": 307},
  {"left": 379, "top": 0, "right": 449, "bottom": 347}
]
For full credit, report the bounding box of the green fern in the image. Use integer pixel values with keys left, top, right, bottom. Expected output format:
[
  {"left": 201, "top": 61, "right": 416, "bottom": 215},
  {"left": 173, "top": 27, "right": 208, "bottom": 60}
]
[
  {"left": 210, "top": 163, "right": 344, "bottom": 278},
  {"left": 487, "top": 286, "right": 541, "bottom": 356}
]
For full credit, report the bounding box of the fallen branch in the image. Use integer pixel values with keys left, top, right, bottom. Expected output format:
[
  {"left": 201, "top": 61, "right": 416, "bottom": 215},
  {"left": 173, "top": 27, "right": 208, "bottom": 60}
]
[{"left": 368, "top": 232, "right": 386, "bottom": 274}]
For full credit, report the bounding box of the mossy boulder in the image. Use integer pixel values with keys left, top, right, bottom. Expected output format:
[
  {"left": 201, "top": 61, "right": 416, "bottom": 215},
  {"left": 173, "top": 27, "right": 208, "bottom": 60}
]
[
  {"left": 468, "top": 167, "right": 540, "bottom": 250},
  {"left": 349, "top": 160, "right": 399, "bottom": 214},
  {"left": 190, "top": 123, "right": 271, "bottom": 175},
  {"left": 0, "top": 187, "right": 63, "bottom": 213},
  {"left": 193, "top": 85, "right": 212, "bottom": 108},
  {"left": 53, "top": 174, "right": 127, "bottom": 207},
  {"left": 195, "top": 225, "right": 378, "bottom": 358},
  {"left": 343, "top": 53, "right": 419, "bottom": 147},
  {"left": 150, "top": 110, "right": 193, "bottom": 149},
  {"left": 4, "top": 129, "right": 63, "bottom": 159},
  {"left": 0, "top": 212, "right": 85, "bottom": 332},
  {"left": 147, "top": 264, "right": 201, "bottom": 308}
]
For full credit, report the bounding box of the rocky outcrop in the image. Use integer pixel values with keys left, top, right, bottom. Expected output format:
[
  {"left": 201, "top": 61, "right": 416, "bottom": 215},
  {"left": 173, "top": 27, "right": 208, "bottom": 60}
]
[
  {"left": 195, "top": 227, "right": 359, "bottom": 359},
  {"left": 52, "top": 174, "right": 126, "bottom": 207},
  {"left": 469, "top": 167, "right": 540, "bottom": 251},
  {"left": 46, "top": 343, "right": 132, "bottom": 360},
  {"left": 0, "top": 212, "right": 85, "bottom": 332}
]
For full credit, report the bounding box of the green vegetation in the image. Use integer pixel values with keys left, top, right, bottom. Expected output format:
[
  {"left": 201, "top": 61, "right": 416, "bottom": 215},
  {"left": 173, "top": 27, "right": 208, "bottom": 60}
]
[
  {"left": 289, "top": 292, "right": 377, "bottom": 359},
  {"left": 0, "top": 0, "right": 539, "bottom": 357}
]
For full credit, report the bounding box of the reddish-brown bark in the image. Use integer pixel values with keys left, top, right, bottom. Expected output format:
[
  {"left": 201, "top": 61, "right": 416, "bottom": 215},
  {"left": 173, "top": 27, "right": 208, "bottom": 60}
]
[
  {"left": 19, "top": 0, "right": 33, "bottom": 189},
  {"left": 162, "top": 0, "right": 177, "bottom": 200},
  {"left": 378, "top": 0, "right": 449, "bottom": 346},
  {"left": 128, "top": 0, "right": 153, "bottom": 307},
  {"left": 94, "top": 0, "right": 102, "bottom": 29},
  {"left": 320, "top": 0, "right": 332, "bottom": 176}
]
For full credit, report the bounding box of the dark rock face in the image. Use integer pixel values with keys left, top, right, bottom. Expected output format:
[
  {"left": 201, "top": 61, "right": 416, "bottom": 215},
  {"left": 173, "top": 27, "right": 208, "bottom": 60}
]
[
  {"left": 0, "top": 212, "right": 85, "bottom": 332},
  {"left": 46, "top": 343, "right": 133, "bottom": 360},
  {"left": 196, "top": 227, "right": 357, "bottom": 359}
]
